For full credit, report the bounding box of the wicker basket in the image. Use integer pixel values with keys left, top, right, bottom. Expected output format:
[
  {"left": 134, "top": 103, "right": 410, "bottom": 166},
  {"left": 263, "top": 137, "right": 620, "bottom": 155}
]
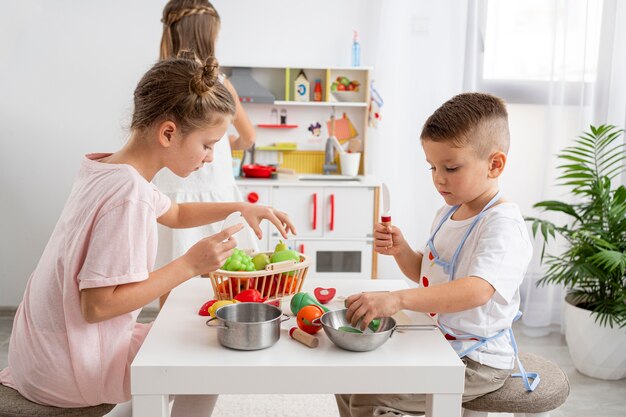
[{"left": 208, "top": 252, "right": 311, "bottom": 300}]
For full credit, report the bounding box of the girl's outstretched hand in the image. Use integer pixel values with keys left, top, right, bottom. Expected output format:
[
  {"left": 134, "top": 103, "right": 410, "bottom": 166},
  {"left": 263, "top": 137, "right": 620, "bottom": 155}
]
[
  {"left": 373, "top": 223, "right": 406, "bottom": 256},
  {"left": 183, "top": 224, "right": 244, "bottom": 276},
  {"left": 240, "top": 204, "right": 297, "bottom": 239},
  {"left": 345, "top": 291, "right": 402, "bottom": 331}
]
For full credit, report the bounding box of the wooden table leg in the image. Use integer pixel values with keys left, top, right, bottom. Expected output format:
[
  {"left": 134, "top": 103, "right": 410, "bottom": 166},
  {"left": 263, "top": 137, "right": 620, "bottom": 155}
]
[
  {"left": 132, "top": 394, "right": 169, "bottom": 417},
  {"left": 425, "top": 393, "right": 462, "bottom": 417}
]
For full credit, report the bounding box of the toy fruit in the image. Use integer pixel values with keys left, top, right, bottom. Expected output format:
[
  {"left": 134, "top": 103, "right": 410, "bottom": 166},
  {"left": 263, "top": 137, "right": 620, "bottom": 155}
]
[
  {"left": 337, "top": 83, "right": 346, "bottom": 91},
  {"left": 313, "top": 287, "right": 336, "bottom": 304},
  {"left": 274, "top": 240, "right": 288, "bottom": 252},
  {"left": 208, "top": 299, "right": 239, "bottom": 318},
  {"left": 221, "top": 248, "right": 255, "bottom": 272},
  {"left": 290, "top": 292, "right": 330, "bottom": 315},
  {"left": 198, "top": 299, "right": 218, "bottom": 316},
  {"left": 297, "top": 305, "right": 324, "bottom": 334},
  {"left": 251, "top": 253, "right": 270, "bottom": 271},
  {"left": 270, "top": 240, "right": 299, "bottom": 263},
  {"left": 234, "top": 289, "right": 266, "bottom": 303}
]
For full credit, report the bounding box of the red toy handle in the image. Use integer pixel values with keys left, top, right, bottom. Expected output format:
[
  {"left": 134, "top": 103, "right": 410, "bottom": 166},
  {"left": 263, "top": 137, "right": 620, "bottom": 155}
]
[
  {"left": 312, "top": 193, "right": 317, "bottom": 230},
  {"left": 329, "top": 194, "right": 335, "bottom": 231},
  {"left": 381, "top": 215, "right": 392, "bottom": 226},
  {"left": 247, "top": 192, "right": 259, "bottom": 204}
]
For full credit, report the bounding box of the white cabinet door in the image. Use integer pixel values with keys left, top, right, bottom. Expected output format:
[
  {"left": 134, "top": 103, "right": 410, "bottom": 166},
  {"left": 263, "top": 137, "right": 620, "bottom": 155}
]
[
  {"left": 297, "top": 239, "right": 373, "bottom": 280},
  {"left": 238, "top": 185, "right": 272, "bottom": 251},
  {"left": 271, "top": 186, "right": 323, "bottom": 238},
  {"left": 323, "top": 188, "right": 374, "bottom": 238}
]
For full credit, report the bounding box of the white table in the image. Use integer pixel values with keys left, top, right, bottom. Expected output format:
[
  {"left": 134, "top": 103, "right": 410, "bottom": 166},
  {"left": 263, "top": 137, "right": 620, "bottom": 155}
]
[{"left": 131, "top": 278, "right": 465, "bottom": 417}]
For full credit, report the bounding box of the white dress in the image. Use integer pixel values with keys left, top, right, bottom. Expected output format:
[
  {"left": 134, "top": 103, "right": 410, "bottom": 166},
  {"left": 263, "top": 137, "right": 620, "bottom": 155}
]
[{"left": 153, "top": 132, "right": 258, "bottom": 270}]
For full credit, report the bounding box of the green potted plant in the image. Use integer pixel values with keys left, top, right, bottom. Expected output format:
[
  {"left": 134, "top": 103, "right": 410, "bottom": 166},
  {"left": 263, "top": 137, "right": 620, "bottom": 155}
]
[{"left": 526, "top": 124, "right": 626, "bottom": 380}]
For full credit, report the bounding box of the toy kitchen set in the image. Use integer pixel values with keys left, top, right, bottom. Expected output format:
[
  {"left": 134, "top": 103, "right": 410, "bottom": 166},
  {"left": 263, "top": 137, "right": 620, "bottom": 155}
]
[{"left": 224, "top": 65, "right": 384, "bottom": 280}]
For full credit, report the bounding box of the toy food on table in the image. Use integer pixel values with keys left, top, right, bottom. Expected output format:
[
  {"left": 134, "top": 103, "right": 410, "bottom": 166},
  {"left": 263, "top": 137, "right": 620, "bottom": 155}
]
[
  {"left": 208, "top": 299, "right": 239, "bottom": 318},
  {"left": 297, "top": 305, "right": 324, "bottom": 334},
  {"left": 290, "top": 292, "right": 330, "bottom": 315},
  {"left": 314, "top": 287, "right": 336, "bottom": 304},
  {"left": 198, "top": 299, "right": 218, "bottom": 316}
]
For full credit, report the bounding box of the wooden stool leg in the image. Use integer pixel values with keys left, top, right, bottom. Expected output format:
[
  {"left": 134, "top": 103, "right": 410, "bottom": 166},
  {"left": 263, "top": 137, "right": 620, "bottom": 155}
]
[{"left": 462, "top": 410, "right": 488, "bottom": 417}]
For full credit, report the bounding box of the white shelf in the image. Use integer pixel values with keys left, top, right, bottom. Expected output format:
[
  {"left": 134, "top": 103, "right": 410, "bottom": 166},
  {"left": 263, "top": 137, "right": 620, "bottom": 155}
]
[{"left": 271, "top": 100, "right": 368, "bottom": 108}]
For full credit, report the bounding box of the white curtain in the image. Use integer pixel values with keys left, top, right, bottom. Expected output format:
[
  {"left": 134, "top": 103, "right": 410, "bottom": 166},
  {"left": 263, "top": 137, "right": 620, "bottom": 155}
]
[{"left": 464, "top": 0, "right": 626, "bottom": 332}]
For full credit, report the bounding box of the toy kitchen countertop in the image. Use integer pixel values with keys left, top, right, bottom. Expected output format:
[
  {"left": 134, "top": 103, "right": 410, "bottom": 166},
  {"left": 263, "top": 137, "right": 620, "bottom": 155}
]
[{"left": 236, "top": 174, "right": 380, "bottom": 188}]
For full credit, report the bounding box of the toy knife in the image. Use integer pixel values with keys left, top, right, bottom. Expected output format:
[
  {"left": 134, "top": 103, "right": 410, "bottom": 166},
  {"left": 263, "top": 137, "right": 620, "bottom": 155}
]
[{"left": 381, "top": 183, "right": 391, "bottom": 226}]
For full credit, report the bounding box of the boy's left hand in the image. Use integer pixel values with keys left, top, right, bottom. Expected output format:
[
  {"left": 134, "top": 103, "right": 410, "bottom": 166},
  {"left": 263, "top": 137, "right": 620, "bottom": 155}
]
[
  {"left": 345, "top": 291, "right": 402, "bottom": 331},
  {"left": 240, "top": 204, "right": 297, "bottom": 240}
]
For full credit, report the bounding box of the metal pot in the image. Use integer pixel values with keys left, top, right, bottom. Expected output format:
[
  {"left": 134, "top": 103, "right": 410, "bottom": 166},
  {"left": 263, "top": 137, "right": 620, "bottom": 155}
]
[
  {"left": 206, "top": 302, "right": 289, "bottom": 350},
  {"left": 319, "top": 309, "right": 437, "bottom": 352}
]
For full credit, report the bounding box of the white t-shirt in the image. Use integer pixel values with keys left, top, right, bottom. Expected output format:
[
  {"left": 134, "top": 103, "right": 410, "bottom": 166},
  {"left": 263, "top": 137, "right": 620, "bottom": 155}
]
[{"left": 420, "top": 202, "right": 533, "bottom": 369}]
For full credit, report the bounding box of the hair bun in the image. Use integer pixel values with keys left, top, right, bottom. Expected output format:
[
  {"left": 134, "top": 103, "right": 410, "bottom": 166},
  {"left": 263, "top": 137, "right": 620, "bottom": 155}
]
[{"left": 190, "top": 55, "right": 219, "bottom": 96}]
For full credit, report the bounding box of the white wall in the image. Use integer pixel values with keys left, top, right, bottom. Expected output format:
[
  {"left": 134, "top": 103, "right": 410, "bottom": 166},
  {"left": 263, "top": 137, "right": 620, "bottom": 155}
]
[
  {"left": 1, "top": 0, "right": 571, "bottom": 307},
  {"left": 0, "top": 0, "right": 402, "bottom": 306}
]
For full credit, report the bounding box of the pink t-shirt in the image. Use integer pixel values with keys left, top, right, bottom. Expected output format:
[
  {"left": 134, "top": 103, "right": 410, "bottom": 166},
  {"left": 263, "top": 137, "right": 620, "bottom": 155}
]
[{"left": 0, "top": 154, "right": 171, "bottom": 407}]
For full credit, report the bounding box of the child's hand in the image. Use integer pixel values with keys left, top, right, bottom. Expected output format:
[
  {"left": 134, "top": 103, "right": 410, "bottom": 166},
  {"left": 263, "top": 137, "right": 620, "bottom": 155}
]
[
  {"left": 240, "top": 204, "right": 297, "bottom": 239},
  {"left": 183, "top": 224, "right": 244, "bottom": 276},
  {"left": 345, "top": 291, "right": 402, "bottom": 331},
  {"left": 373, "top": 223, "right": 406, "bottom": 256}
]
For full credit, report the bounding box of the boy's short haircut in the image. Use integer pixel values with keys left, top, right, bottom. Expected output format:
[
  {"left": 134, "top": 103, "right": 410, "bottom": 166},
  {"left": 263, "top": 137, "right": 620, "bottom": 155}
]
[{"left": 420, "top": 92, "right": 510, "bottom": 157}]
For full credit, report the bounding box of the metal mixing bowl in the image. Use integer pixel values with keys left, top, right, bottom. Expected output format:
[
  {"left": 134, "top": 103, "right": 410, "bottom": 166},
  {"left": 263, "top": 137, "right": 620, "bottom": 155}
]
[{"left": 319, "top": 309, "right": 398, "bottom": 352}]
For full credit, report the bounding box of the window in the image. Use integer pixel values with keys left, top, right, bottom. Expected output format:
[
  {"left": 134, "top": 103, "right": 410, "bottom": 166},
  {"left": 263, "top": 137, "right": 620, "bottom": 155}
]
[{"left": 472, "top": 0, "right": 605, "bottom": 104}]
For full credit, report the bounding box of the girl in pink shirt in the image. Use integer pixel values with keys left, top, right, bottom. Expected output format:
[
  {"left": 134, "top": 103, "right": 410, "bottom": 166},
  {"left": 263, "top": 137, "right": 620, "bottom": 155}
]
[{"left": 0, "top": 52, "right": 295, "bottom": 416}]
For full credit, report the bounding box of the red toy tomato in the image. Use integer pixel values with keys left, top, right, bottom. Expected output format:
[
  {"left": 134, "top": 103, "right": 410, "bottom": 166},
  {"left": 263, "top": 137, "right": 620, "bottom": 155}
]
[
  {"left": 297, "top": 305, "right": 324, "bottom": 334},
  {"left": 313, "top": 287, "right": 336, "bottom": 304}
]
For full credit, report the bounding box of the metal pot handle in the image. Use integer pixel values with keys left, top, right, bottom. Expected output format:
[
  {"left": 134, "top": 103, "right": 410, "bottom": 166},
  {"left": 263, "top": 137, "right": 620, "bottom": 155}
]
[
  {"left": 280, "top": 314, "right": 291, "bottom": 323},
  {"left": 206, "top": 317, "right": 227, "bottom": 329}
]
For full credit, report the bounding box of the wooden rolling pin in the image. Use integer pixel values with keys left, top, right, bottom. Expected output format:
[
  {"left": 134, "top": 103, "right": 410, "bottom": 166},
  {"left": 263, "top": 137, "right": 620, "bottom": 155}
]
[{"left": 289, "top": 327, "right": 319, "bottom": 348}]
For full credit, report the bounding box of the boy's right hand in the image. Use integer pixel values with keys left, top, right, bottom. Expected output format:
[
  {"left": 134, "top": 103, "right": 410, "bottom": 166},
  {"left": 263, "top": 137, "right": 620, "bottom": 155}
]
[
  {"left": 183, "top": 224, "right": 244, "bottom": 276},
  {"left": 374, "top": 223, "right": 406, "bottom": 256}
]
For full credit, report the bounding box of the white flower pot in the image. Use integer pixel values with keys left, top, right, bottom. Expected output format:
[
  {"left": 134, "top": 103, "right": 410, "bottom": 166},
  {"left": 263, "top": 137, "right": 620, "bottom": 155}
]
[{"left": 564, "top": 294, "right": 626, "bottom": 380}]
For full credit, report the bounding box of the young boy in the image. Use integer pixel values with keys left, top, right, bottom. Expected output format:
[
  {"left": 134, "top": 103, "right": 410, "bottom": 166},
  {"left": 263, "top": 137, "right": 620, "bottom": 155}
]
[{"left": 337, "top": 93, "right": 533, "bottom": 417}]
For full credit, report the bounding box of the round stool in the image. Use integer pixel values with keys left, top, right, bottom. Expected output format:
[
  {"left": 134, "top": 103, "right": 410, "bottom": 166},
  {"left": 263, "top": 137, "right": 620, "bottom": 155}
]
[
  {"left": 0, "top": 384, "right": 115, "bottom": 417},
  {"left": 463, "top": 352, "right": 570, "bottom": 417}
]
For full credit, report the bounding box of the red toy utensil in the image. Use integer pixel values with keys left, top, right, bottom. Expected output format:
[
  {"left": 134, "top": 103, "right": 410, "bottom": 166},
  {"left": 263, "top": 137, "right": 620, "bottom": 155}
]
[
  {"left": 314, "top": 287, "right": 336, "bottom": 304},
  {"left": 381, "top": 182, "right": 391, "bottom": 226}
]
